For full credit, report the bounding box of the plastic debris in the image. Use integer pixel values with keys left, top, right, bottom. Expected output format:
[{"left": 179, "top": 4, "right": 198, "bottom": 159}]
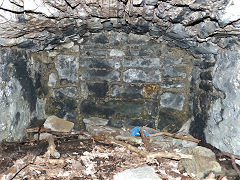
[{"left": 130, "top": 126, "right": 149, "bottom": 136}]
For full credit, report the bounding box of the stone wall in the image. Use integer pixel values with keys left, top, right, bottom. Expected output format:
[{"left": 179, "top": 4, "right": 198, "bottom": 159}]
[{"left": 1, "top": 0, "right": 240, "bottom": 155}]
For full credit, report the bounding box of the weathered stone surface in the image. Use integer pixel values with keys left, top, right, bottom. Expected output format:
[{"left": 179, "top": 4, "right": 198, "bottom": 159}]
[
  {"left": 111, "top": 84, "right": 144, "bottom": 99},
  {"left": 79, "top": 58, "right": 120, "bottom": 69},
  {"left": 179, "top": 146, "right": 221, "bottom": 178},
  {"left": 55, "top": 55, "right": 79, "bottom": 83},
  {"left": 81, "top": 70, "right": 120, "bottom": 82},
  {"left": 160, "top": 92, "right": 185, "bottom": 111},
  {"left": 81, "top": 82, "right": 108, "bottom": 98},
  {"left": 83, "top": 117, "right": 109, "bottom": 126},
  {"left": 205, "top": 50, "right": 240, "bottom": 155},
  {"left": 53, "top": 87, "right": 77, "bottom": 98},
  {"left": 48, "top": 73, "right": 57, "bottom": 87},
  {"left": 114, "top": 166, "right": 161, "bottom": 180},
  {"left": 123, "top": 57, "right": 160, "bottom": 68},
  {"left": 163, "top": 66, "right": 186, "bottom": 78},
  {"left": 43, "top": 115, "right": 74, "bottom": 132},
  {"left": 109, "top": 49, "right": 125, "bottom": 57},
  {"left": 123, "top": 69, "right": 161, "bottom": 83}
]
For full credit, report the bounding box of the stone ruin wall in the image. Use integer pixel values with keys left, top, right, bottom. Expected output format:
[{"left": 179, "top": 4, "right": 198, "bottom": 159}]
[{"left": 1, "top": 0, "right": 240, "bottom": 155}]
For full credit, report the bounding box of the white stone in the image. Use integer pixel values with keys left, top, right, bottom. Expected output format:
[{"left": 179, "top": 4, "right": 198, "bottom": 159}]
[
  {"left": 83, "top": 117, "right": 109, "bottom": 126},
  {"left": 110, "top": 49, "right": 125, "bottom": 57},
  {"left": 48, "top": 73, "right": 57, "bottom": 87},
  {"left": 219, "top": 0, "right": 240, "bottom": 25},
  {"left": 132, "top": 0, "right": 142, "bottom": 5},
  {"left": 23, "top": 0, "right": 59, "bottom": 17},
  {"left": 114, "top": 166, "right": 161, "bottom": 180},
  {"left": 44, "top": 115, "right": 74, "bottom": 132}
]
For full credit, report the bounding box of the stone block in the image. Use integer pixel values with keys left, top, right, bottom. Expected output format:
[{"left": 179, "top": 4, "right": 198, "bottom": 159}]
[
  {"left": 109, "top": 117, "right": 155, "bottom": 129},
  {"left": 48, "top": 73, "right": 57, "bottom": 87},
  {"left": 162, "top": 55, "right": 183, "bottom": 66},
  {"left": 79, "top": 58, "right": 120, "bottom": 69},
  {"left": 80, "top": 100, "right": 144, "bottom": 117},
  {"left": 128, "top": 33, "right": 150, "bottom": 44},
  {"left": 163, "top": 66, "right": 186, "bottom": 78},
  {"left": 123, "top": 69, "right": 161, "bottom": 83},
  {"left": 55, "top": 55, "right": 79, "bottom": 83},
  {"left": 160, "top": 92, "right": 185, "bottom": 111},
  {"left": 83, "top": 117, "right": 109, "bottom": 126},
  {"left": 111, "top": 84, "right": 144, "bottom": 99},
  {"left": 44, "top": 115, "right": 74, "bottom": 132},
  {"left": 81, "top": 70, "right": 120, "bottom": 82},
  {"left": 53, "top": 87, "right": 77, "bottom": 98},
  {"left": 91, "top": 34, "right": 109, "bottom": 44},
  {"left": 85, "top": 49, "right": 108, "bottom": 56},
  {"left": 109, "top": 49, "right": 125, "bottom": 57},
  {"left": 81, "top": 82, "right": 108, "bottom": 98},
  {"left": 114, "top": 166, "right": 160, "bottom": 180},
  {"left": 158, "top": 108, "right": 187, "bottom": 133},
  {"left": 123, "top": 57, "right": 160, "bottom": 68}
]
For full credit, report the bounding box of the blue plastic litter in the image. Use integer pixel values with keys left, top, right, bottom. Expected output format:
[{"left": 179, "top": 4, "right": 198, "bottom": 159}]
[{"left": 130, "top": 126, "right": 149, "bottom": 136}]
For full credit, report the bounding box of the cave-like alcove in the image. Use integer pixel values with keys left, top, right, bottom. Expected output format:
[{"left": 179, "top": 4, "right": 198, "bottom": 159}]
[{"left": 1, "top": 0, "right": 240, "bottom": 178}]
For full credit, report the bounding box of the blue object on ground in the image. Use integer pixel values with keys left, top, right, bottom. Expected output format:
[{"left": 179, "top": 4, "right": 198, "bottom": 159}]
[{"left": 130, "top": 126, "right": 149, "bottom": 136}]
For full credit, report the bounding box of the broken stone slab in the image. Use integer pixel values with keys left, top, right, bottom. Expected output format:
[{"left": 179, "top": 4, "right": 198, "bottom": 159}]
[
  {"left": 179, "top": 146, "right": 221, "bottom": 179},
  {"left": 83, "top": 117, "right": 109, "bottom": 126},
  {"left": 43, "top": 115, "right": 74, "bottom": 132},
  {"left": 113, "top": 166, "right": 161, "bottom": 180}
]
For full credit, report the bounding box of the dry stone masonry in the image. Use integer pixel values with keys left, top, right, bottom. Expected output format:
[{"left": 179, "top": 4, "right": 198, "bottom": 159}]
[{"left": 1, "top": 0, "right": 240, "bottom": 156}]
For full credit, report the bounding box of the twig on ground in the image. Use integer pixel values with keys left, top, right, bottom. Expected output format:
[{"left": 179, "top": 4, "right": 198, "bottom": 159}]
[
  {"left": 139, "top": 126, "right": 152, "bottom": 151},
  {"left": 92, "top": 136, "right": 192, "bottom": 160},
  {"left": 148, "top": 131, "right": 200, "bottom": 143},
  {"left": 220, "top": 151, "right": 240, "bottom": 178}
]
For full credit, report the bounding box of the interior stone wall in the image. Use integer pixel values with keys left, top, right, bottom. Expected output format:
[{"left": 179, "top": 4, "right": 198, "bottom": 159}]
[{"left": 1, "top": 0, "right": 240, "bottom": 155}]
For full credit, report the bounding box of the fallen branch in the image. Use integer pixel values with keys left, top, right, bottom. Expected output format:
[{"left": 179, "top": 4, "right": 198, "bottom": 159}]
[
  {"left": 220, "top": 151, "right": 240, "bottom": 178},
  {"left": 148, "top": 132, "right": 200, "bottom": 143},
  {"left": 25, "top": 127, "right": 84, "bottom": 136},
  {"left": 139, "top": 126, "right": 151, "bottom": 151},
  {"left": 92, "top": 136, "right": 192, "bottom": 160}
]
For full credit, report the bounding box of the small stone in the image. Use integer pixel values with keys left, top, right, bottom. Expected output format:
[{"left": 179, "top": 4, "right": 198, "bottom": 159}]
[
  {"left": 160, "top": 92, "right": 185, "bottom": 110},
  {"left": 83, "top": 117, "right": 109, "bottom": 126},
  {"left": 61, "top": 41, "right": 74, "bottom": 49},
  {"left": 145, "top": 0, "right": 158, "bottom": 5},
  {"left": 114, "top": 166, "right": 161, "bottom": 180},
  {"left": 179, "top": 146, "right": 222, "bottom": 179},
  {"left": 44, "top": 115, "right": 74, "bottom": 132},
  {"left": 110, "top": 49, "right": 125, "bottom": 57},
  {"left": 48, "top": 73, "right": 57, "bottom": 87},
  {"left": 132, "top": 0, "right": 142, "bottom": 5}
]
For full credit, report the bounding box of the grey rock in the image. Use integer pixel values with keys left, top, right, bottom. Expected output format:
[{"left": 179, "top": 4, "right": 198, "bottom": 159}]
[
  {"left": 83, "top": 117, "right": 109, "bottom": 126},
  {"left": 110, "top": 49, "right": 125, "bottom": 57},
  {"left": 143, "top": 5, "right": 155, "bottom": 20},
  {"left": 194, "top": 42, "right": 219, "bottom": 54},
  {"left": 81, "top": 70, "right": 120, "bottom": 82},
  {"left": 55, "top": 55, "right": 79, "bottom": 83},
  {"left": 48, "top": 73, "right": 57, "bottom": 87},
  {"left": 197, "top": 21, "right": 216, "bottom": 39},
  {"left": 111, "top": 84, "right": 144, "bottom": 99},
  {"left": 123, "top": 69, "right": 161, "bottom": 83},
  {"left": 163, "top": 66, "right": 186, "bottom": 78},
  {"left": 179, "top": 146, "right": 221, "bottom": 178},
  {"left": 79, "top": 58, "right": 120, "bottom": 69},
  {"left": 114, "top": 166, "right": 161, "bottom": 180},
  {"left": 205, "top": 50, "right": 240, "bottom": 155},
  {"left": 160, "top": 92, "right": 185, "bottom": 110},
  {"left": 53, "top": 87, "right": 77, "bottom": 98},
  {"left": 168, "top": 24, "right": 190, "bottom": 40},
  {"left": 145, "top": 0, "right": 158, "bottom": 5},
  {"left": 123, "top": 57, "right": 160, "bottom": 68}
]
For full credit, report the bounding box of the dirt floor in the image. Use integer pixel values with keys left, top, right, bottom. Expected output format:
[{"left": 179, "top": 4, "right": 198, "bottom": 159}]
[{"left": 0, "top": 134, "right": 238, "bottom": 180}]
